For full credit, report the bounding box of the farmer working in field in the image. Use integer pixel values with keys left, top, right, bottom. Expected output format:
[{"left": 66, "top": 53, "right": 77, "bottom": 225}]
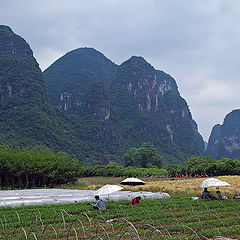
[
  {"left": 90, "top": 195, "right": 106, "bottom": 210},
  {"left": 216, "top": 191, "right": 228, "bottom": 200},
  {"left": 201, "top": 188, "right": 216, "bottom": 199},
  {"left": 130, "top": 196, "right": 141, "bottom": 205}
]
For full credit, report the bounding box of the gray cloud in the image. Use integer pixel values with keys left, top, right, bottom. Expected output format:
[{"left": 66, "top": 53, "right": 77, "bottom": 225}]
[{"left": 1, "top": 0, "right": 240, "bottom": 141}]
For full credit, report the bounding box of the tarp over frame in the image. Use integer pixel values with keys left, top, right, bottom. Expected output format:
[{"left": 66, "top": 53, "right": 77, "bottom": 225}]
[{"left": 0, "top": 189, "right": 170, "bottom": 207}]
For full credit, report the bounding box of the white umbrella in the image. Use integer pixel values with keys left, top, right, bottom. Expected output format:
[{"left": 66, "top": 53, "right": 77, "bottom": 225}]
[
  {"left": 96, "top": 184, "right": 123, "bottom": 209},
  {"left": 200, "top": 178, "right": 230, "bottom": 188},
  {"left": 96, "top": 184, "right": 123, "bottom": 195},
  {"left": 120, "top": 177, "right": 145, "bottom": 186}
]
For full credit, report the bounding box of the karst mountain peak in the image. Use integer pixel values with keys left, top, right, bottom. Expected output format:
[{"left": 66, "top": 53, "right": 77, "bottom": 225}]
[{"left": 0, "top": 25, "right": 205, "bottom": 164}]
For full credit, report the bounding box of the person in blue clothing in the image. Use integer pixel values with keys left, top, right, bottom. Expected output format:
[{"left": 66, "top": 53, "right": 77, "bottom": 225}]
[
  {"left": 90, "top": 195, "right": 106, "bottom": 210},
  {"left": 216, "top": 191, "right": 228, "bottom": 200},
  {"left": 201, "top": 188, "right": 216, "bottom": 199}
]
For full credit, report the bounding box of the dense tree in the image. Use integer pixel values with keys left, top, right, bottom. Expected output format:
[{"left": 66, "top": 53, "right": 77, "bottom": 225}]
[
  {"left": 123, "top": 143, "right": 164, "bottom": 168},
  {"left": 185, "top": 155, "right": 216, "bottom": 174},
  {"left": 0, "top": 145, "right": 80, "bottom": 188}
]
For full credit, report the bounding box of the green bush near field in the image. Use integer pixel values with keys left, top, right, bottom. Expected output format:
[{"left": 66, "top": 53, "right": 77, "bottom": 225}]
[{"left": 0, "top": 145, "right": 80, "bottom": 188}]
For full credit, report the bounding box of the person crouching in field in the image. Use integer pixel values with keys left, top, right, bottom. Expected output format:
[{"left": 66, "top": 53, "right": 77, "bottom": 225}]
[
  {"left": 201, "top": 188, "right": 216, "bottom": 199},
  {"left": 90, "top": 196, "right": 106, "bottom": 210},
  {"left": 216, "top": 191, "right": 228, "bottom": 200},
  {"left": 130, "top": 196, "right": 141, "bottom": 205},
  {"left": 234, "top": 194, "right": 240, "bottom": 199}
]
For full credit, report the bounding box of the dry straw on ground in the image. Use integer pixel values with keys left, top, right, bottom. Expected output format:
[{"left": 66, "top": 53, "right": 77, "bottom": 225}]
[
  {"left": 62, "top": 176, "right": 240, "bottom": 197},
  {"left": 130, "top": 175, "right": 240, "bottom": 197}
]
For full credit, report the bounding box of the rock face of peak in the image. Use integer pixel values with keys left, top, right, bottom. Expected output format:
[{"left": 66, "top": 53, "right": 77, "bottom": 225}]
[
  {"left": 0, "top": 25, "right": 47, "bottom": 109},
  {"left": 109, "top": 56, "right": 204, "bottom": 163},
  {"left": 206, "top": 110, "right": 240, "bottom": 159}
]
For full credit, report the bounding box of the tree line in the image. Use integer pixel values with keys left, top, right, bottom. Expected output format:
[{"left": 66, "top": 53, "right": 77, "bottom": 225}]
[
  {"left": 0, "top": 144, "right": 240, "bottom": 189},
  {"left": 79, "top": 165, "right": 168, "bottom": 178},
  {"left": 166, "top": 155, "right": 240, "bottom": 177},
  {"left": 0, "top": 144, "right": 167, "bottom": 189}
]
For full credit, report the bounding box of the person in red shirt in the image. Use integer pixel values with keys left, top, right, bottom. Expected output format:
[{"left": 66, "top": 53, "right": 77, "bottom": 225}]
[{"left": 130, "top": 196, "right": 141, "bottom": 205}]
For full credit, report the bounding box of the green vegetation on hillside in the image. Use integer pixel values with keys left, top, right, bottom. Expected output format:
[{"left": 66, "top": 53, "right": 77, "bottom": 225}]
[
  {"left": 44, "top": 48, "right": 205, "bottom": 165},
  {"left": 44, "top": 47, "right": 117, "bottom": 111},
  {"left": 0, "top": 26, "right": 108, "bottom": 162}
]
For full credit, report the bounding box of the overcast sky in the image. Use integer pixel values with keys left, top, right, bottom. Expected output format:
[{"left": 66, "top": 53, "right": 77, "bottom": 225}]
[{"left": 1, "top": 0, "right": 240, "bottom": 141}]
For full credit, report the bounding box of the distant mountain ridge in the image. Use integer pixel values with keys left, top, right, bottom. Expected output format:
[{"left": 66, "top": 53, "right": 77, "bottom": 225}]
[{"left": 206, "top": 109, "right": 240, "bottom": 159}]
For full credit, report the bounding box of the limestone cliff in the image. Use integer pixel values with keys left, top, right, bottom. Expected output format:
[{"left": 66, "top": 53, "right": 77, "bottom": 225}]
[
  {"left": 206, "top": 109, "right": 240, "bottom": 159},
  {"left": 45, "top": 51, "right": 204, "bottom": 164},
  {"left": 109, "top": 56, "right": 204, "bottom": 163},
  {"left": 0, "top": 25, "right": 204, "bottom": 164},
  {"left": 44, "top": 48, "right": 117, "bottom": 114},
  {"left": 0, "top": 25, "right": 90, "bottom": 160}
]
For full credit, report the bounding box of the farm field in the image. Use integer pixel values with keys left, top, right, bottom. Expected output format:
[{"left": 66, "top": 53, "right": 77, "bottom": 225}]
[
  {"left": 0, "top": 175, "right": 239, "bottom": 239},
  {"left": 0, "top": 197, "right": 239, "bottom": 239},
  {"left": 60, "top": 175, "right": 240, "bottom": 197}
]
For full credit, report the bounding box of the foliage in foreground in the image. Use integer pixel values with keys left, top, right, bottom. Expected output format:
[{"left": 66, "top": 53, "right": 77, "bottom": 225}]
[{"left": 0, "top": 197, "right": 239, "bottom": 239}]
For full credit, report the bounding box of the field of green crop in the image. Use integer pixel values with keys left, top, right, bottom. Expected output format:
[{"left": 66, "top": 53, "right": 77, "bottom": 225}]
[{"left": 0, "top": 197, "right": 239, "bottom": 239}]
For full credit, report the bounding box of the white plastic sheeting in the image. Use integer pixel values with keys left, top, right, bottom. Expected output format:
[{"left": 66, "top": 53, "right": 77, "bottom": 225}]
[{"left": 0, "top": 189, "right": 170, "bottom": 207}]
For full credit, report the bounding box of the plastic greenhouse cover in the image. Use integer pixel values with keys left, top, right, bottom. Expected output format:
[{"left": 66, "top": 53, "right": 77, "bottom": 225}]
[{"left": 0, "top": 189, "right": 170, "bottom": 207}]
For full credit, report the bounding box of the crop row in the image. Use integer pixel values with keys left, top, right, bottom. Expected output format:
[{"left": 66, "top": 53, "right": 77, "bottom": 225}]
[{"left": 0, "top": 198, "right": 239, "bottom": 239}]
